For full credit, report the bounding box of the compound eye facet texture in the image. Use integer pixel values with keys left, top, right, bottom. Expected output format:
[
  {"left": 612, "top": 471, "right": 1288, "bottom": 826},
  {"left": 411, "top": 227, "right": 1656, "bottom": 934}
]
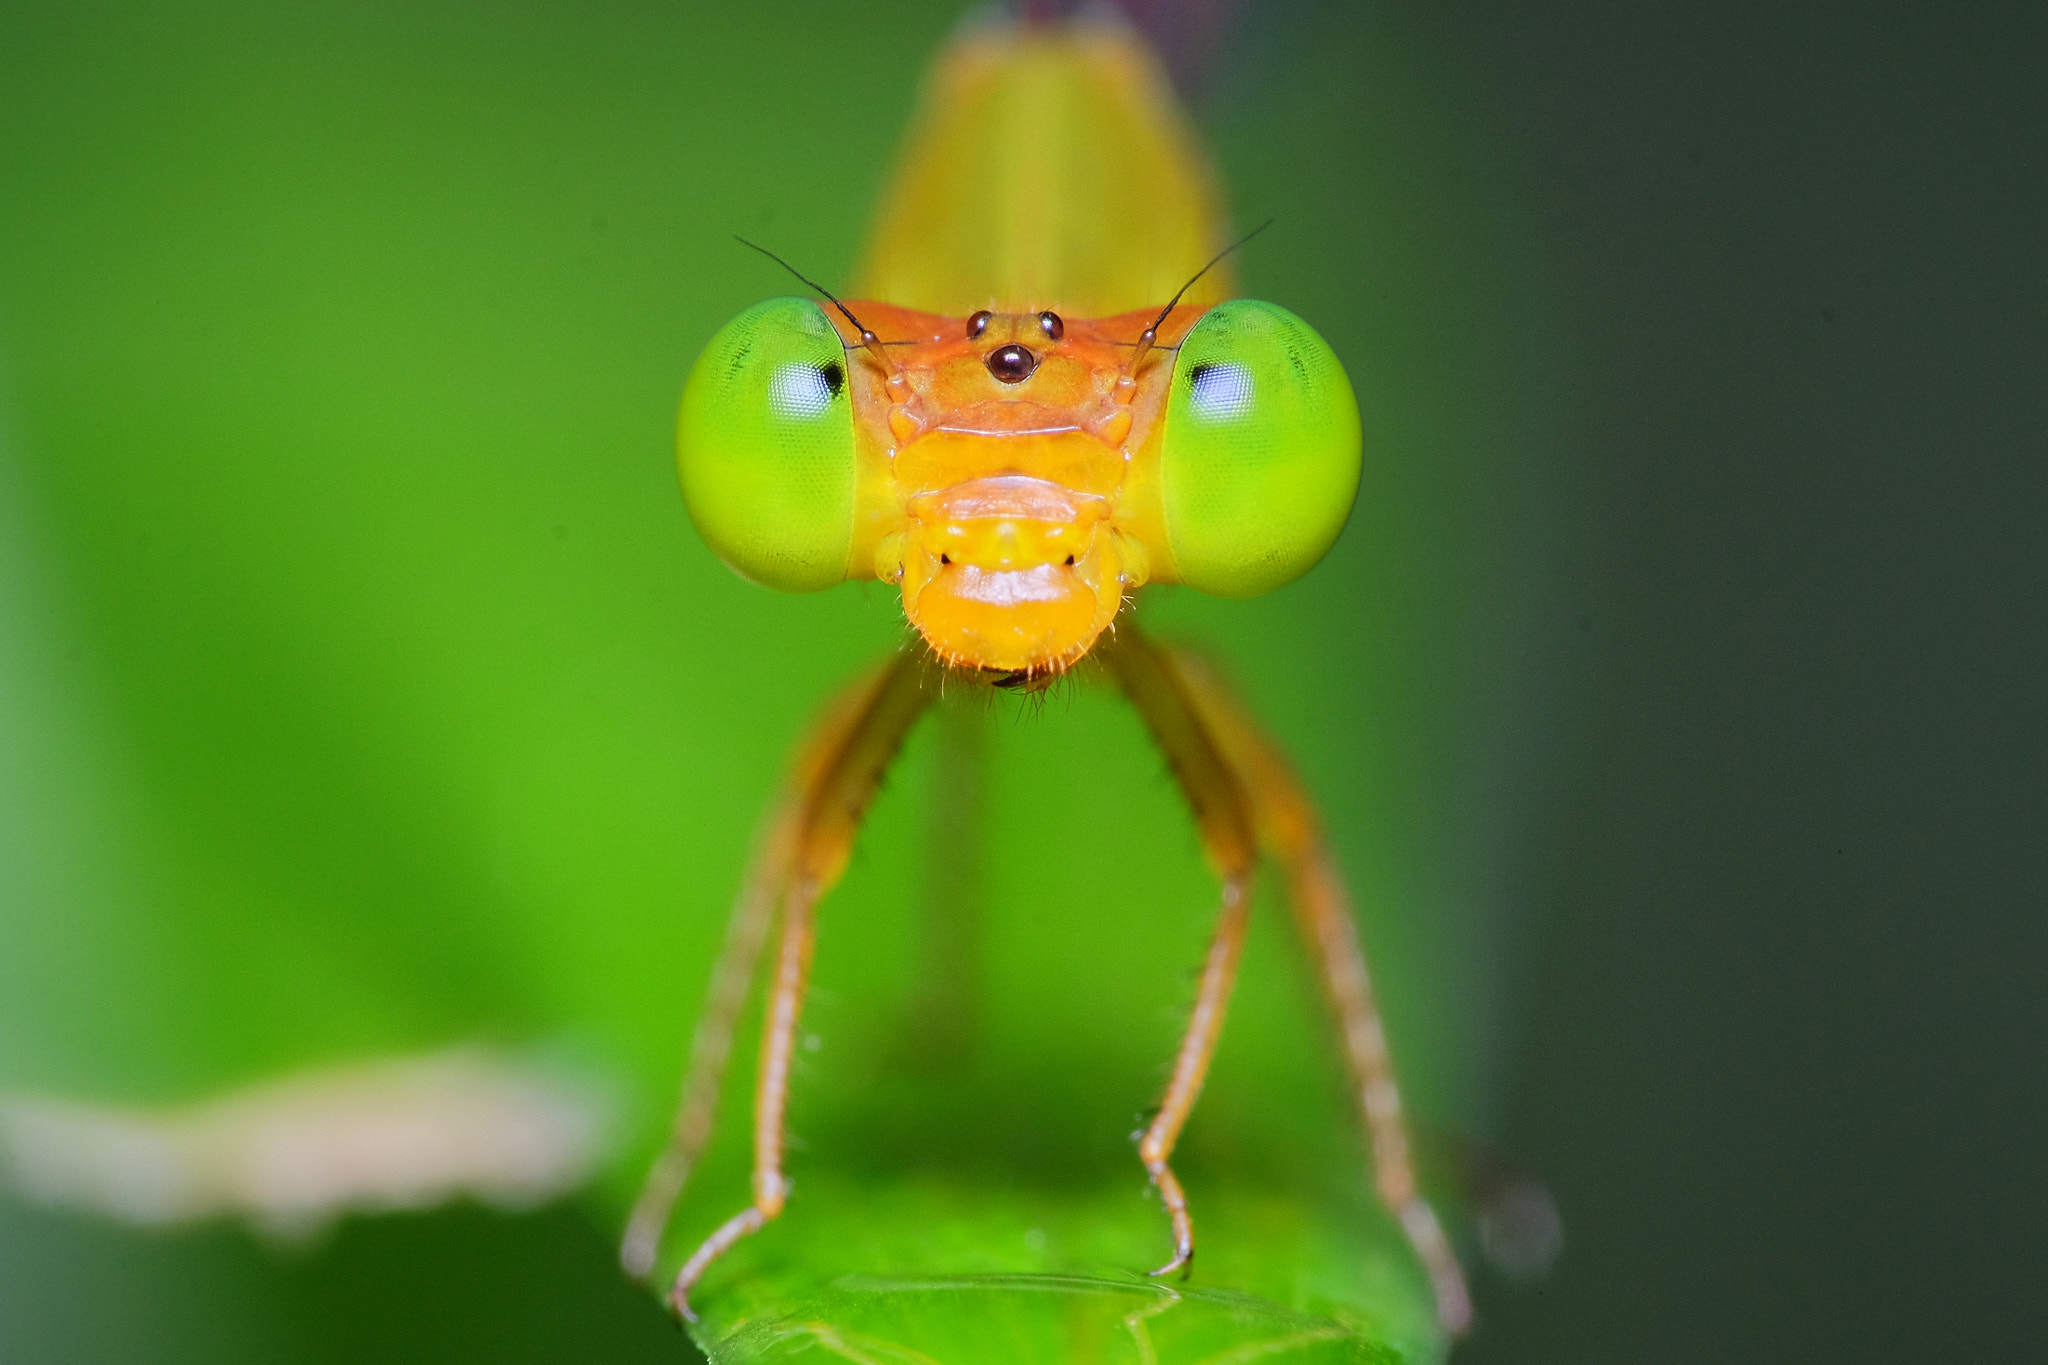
[
  {"left": 676, "top": 297, "right": 858, "bottom": 592},
  {"left": 1157, "top": 300, "right": 1362, "bottom": 598}
]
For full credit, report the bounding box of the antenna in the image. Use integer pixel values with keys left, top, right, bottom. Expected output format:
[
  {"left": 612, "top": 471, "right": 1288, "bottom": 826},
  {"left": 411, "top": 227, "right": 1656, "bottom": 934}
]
[
  {"left": 1123, "top": 218, "right": 1274, "bottom": 377},
  {"left": 734, "top": 236, "right": 897, "bottom": 374}
]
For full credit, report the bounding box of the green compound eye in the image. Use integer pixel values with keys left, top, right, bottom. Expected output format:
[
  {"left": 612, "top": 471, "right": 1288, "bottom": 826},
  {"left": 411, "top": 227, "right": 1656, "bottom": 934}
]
[
  {"left": 1158, "top": 300, "right": 1362, "bottom": 598},
  {"left": 676, "top": 297, "right": 858, "bottom": 592}
]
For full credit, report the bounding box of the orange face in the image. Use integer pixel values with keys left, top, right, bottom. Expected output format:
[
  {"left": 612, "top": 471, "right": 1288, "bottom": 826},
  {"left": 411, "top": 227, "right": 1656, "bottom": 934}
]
[{"left": 834, "top": 303, "right": 1199, "bottom": 679}]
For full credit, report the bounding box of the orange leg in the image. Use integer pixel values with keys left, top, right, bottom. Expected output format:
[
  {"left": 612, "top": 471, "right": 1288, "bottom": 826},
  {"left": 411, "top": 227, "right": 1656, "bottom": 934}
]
[
  {"left": 620, "top": 653, "right": 935, "bottom": 1317},
  {"left": 619, "top": 788, "right": 798, "bottom": 1281},
  {"left": 1107, "top": 629, "right": 1473, "bottom": 1335},
  {"left": 1136, "top": 872, "right": 1251, "bottom": 1276},
  {"left": 667, "top": 874, "right": 819, "bottom": 1319},
  {"left": 1279, "top": 845, "right": 1471, "bottom": 1334},
  {"left": 1098, "top": 630, "right": 1261, "bottom": 1279}
]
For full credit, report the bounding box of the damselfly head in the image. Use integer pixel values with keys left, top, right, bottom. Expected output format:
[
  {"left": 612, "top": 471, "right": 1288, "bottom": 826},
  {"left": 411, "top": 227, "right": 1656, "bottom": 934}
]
[{"left": 675, "top": 280, "right": 1360, "bottom": 676}]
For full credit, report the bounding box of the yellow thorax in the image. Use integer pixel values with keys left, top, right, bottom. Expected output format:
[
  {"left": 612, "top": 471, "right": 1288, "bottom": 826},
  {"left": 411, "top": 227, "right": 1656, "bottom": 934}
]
[{"left": 852, "top": 20, "right": 1234, "bottom": 316}]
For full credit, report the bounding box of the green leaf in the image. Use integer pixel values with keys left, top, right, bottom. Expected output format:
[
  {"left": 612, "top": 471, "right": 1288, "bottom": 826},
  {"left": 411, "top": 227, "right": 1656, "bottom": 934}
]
[{"left": 676, "top": 1176, "right": 1439, "bottom": 1365}]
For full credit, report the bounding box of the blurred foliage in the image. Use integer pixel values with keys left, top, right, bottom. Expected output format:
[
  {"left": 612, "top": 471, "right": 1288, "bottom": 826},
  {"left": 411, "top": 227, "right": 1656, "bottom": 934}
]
[{"left": 0, "top": 1, "right": 1532, "bottom": 1361}]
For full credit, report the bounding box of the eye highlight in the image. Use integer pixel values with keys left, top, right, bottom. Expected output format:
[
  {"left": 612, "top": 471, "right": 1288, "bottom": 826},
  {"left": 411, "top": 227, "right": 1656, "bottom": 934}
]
[
  {"left": 1153, "top": 300, "right": 1360, "bottom": 598},
  {"left": 675, "top": 297, "right": 859, "bottom": 592},
  {"left": 1186, "top": 361, "right": 1255, "bottom": 422},
  {"left": 765, "top": 361, "right": 843, "bottom": 420}
]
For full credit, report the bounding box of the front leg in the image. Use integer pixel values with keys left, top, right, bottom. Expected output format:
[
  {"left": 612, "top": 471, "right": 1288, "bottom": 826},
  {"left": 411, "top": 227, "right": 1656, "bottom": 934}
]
[
  {"left": 622, "top": 651, "right": 936, "bottom": 1319},
  {"left": 666, "top": 871, "right": 820, "bottom": 1320},
  {"left": 1136, "top": 871, "right": 1252, "bottom": 1277},
  {"left": 1097, "top": 630, "right": 1261, "bottom": 1278},
  {"left": 1101, "top": 627, "right": 1473, "bottom": 1335}
]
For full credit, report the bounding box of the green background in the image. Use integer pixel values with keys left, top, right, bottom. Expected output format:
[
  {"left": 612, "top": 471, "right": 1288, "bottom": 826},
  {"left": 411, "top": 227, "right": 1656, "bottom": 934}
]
[
  {"left": 5, "top": 1, "right": 2040, "bottom": 1362},
  {"left": 0, "top": 1, "right": 1530, "bottom": 1361}
]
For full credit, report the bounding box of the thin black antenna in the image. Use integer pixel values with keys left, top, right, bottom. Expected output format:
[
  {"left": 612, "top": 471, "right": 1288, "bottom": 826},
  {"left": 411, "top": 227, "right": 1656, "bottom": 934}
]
[
  {"left": 734, "top": 236, "right": 896, "bottom": 373},
  {"left": 1125, "top": 218, "right": 1275, "bottom": 375}
]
